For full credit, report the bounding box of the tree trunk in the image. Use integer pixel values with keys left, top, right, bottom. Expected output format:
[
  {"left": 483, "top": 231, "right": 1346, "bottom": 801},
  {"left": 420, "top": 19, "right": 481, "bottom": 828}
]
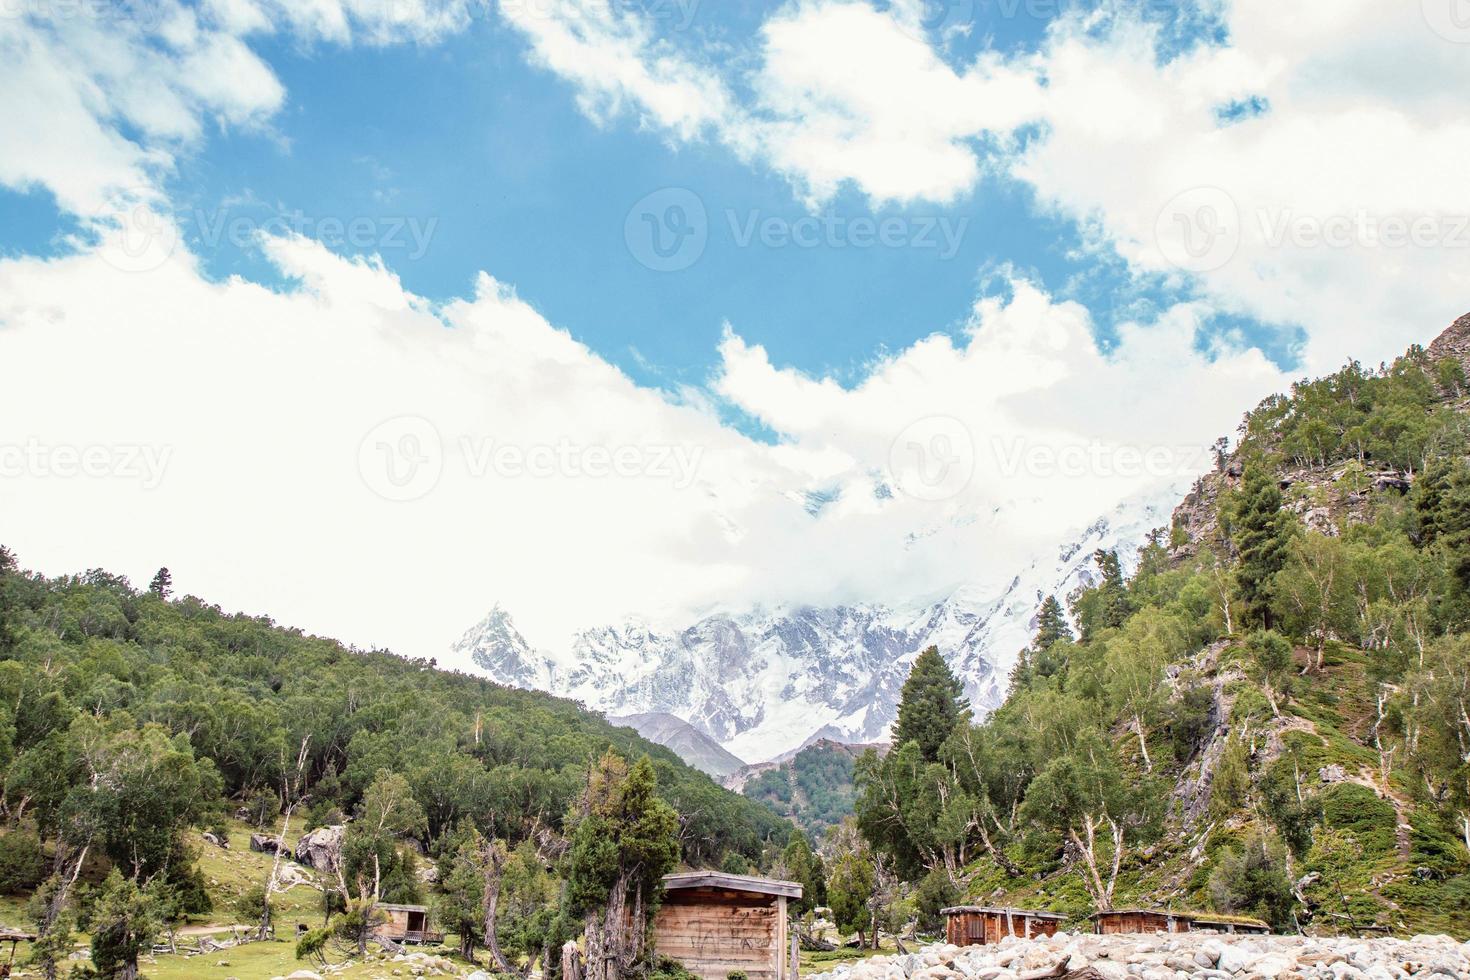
[
  {"left": 1134, "top": 714, "right": 1152, "bottom": 771},
  {"left": 480, "top": 838, "right": 516, "bottom": 974},
  {"left": 561, "top": 940, "right": 584, "bottom": 980}
]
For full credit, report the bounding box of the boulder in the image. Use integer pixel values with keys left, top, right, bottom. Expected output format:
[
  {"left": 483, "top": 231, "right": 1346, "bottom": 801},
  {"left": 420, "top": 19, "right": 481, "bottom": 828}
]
[
  {"left": 202, "top": 831, "right": 229, "bottom": 849},
  {"left": 293, "top": 824, "right": 345, "bottom": 872},
  {"left": 249, "top": 833, "right": 282, "bottom": 855}
]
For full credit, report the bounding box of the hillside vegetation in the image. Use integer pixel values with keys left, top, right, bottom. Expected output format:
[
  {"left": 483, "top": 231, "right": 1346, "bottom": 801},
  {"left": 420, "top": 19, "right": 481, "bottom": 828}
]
[
  {"left": 0, "top": 558, "right": 788, "bottom": 977},
  {"left": 830, "top": 315, "right": 1470, "bottom": 942}
]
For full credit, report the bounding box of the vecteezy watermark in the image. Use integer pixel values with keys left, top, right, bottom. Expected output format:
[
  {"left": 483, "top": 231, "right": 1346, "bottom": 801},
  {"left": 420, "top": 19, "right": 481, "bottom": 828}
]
[
  {"left": 356, "top": 417, "right": 706, "bottom": 501},
  {"left": 461, "top": 438, "right": 704, "bottom": 487},
  {"left": 727, "top": 211, "right": 969, "bottom": 259},
  {"left": 887, "top": 416, "right": 975, "bottom": 501},
  {"left": 1258, "top": 210, "right": 1470, "bottom": 250},
  {"left": 359, "top": 417, "right": 444, "bottom": 503},
  {"left": 1422, "top": 0, "right": 1470, "bottom": 42},
  {"left": 496, "top": 0, "right": 700, "bottom": 31},
  {"left": 1154, "top": 186, "right": 1241, "bottom": 273},
  {"left": 625, "top": 188, "right": 709, "bottom": 273},
  {"left": 0, "top": 439, "right": 172, "bottom": 490},
  {"left": 94, "top": 190, "right": 440, "bottom": 274},
  {"left": 625, "top": 187, "right": 969, "bottom": 272},
  {"left": 989, "top": 437, "right": 1212, "bottom": 480}
]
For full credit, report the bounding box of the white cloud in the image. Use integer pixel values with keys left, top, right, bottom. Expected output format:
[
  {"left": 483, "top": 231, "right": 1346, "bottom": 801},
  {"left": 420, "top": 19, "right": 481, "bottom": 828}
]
[
  {"left": 0, "top": 0, "right": 471, "bottom": 217},
  {"left": 496, "top": 0, "right": 735, "bottom": 142},
  {"left": 0, "top": 234, "right": 1285, "bottom": 656},
  {"left": 747, "top": 1, "right": 1043, "bottom": 205},
  {"left": 1013, "top": 1, "right": 1470, "bottom": 372},
  {"left": 497, "top": 0, "right": 1470, "bottom": 371}
]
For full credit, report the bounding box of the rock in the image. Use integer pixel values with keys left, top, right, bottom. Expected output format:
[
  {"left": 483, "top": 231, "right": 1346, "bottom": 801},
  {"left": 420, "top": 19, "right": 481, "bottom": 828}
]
[
  {"left": 249, "top": 833, "right": 282, "bottom": 854},
  {"left": 1318, "top": 765, "right": 1346, "bottom": 783},
  {"left": 202, "top": 831, "right": 229, "bottom": 849},
  {"left": 294, "top": 824, "right": 346, "bottom": 872},
  {"left": 286, "top": 972, "right": 324, "bottom": 980}
]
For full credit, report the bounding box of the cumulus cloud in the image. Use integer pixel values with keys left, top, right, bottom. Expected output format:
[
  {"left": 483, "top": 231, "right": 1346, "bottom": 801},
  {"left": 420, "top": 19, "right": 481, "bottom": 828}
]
[
  {"left": 0, "top": 0, "right": 471, "bottom": 216},
  {"left": 0, "top": 228, "right": 1285, "bottom": 656},
  {"left": 498, "top": 0, "right": 1470, "bottom": 371}
]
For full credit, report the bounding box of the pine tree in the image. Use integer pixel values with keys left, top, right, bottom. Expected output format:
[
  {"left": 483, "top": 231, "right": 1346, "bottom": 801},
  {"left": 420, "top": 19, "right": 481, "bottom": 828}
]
[
  {"left": 1034, "top": 595, "right": 1072, "bottom": 649},
  {"left": 149, "top": 567, "right": 173, "bottom": 599},
  {"left": 893, "top": 647, "right": 969, "bottom": 762},
  {"left": 1233, "top": 466, "right": 1290, "bottom": 628}
]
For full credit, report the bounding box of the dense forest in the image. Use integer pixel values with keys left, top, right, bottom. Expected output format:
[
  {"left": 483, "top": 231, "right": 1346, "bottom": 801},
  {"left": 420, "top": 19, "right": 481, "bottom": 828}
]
[
  {"left": 0, "top": 556, "right": 789, "bottom": 978},
  {"left": 826, "top": 320, "right": 1470, "bottom": 944},
  {"left": 741, "top": 741, "right": 861, "bottom": 840}
]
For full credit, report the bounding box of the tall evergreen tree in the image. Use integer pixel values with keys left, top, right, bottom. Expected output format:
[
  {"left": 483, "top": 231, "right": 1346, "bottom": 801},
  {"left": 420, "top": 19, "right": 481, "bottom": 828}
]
[
  {"left": 148, "top": 566, "right": 173, "bottom": 599},
  {"left": 1233, "top": 466, "right": 1290, "bottom": 628},
  {"left": 893, "top": 647, "right": 969, "bottom": 762},
  {"left": 1034, "top": 595, "right": 1073, "bottom": 649},
  {"left": 563, "top": 751, "right": 680, "bottom": 980}
]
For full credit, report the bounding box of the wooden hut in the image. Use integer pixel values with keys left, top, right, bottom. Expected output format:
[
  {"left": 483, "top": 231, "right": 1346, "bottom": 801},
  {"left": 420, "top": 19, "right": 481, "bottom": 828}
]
[
  {"left": 942, "top": 906, "right": 1068, "bottom": 946},
  {"left": 1189, "top": 916, "right": 1270, "bottom": 935},
  {"left": 372, "top": 903, "right": 443, "bottom": 944},
  {"left": 652, "top": 871, "right": 801, "bottom": 980},
  {"left": 1090, "top": 909, "right": 1191, "bottom": 935}
]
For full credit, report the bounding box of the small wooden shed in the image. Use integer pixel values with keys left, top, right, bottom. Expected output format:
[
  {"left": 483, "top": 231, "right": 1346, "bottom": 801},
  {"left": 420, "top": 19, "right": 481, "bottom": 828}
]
[
  {"left": 652, "top": 871, "right": 801, "bottom": 980},
  {"left": 942, "top": 906, "right": 1068, "bottom": 946},
  {"left": 1090, "top": 909, "right": 1191, "bottom": 935},
  {"left": 373, "top": 903, "right": 443, "bottom": 944},
  {"left": 1189, "top": 916, "right": 1270, "bottom": 935}
]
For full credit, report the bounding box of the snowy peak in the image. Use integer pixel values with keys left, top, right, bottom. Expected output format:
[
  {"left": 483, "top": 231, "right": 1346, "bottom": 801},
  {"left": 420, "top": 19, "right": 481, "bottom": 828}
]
[{"left": 450, "top": 489, "right": 1182, "bottom": 763}]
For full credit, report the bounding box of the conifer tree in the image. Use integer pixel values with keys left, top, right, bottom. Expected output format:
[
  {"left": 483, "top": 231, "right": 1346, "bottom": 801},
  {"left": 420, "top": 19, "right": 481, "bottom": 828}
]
[
  {"left": 149, "top": 566, "right": 173, "bottom": 599},
  {"left": 1034, "top": 595, "right": 1073, "bottom": 649},
  {"left": 1233, "top": 466, "right": 1290, "bottom": 628},
  {"left": 893, "top": 647, "right": 969, "bottom": 762}
]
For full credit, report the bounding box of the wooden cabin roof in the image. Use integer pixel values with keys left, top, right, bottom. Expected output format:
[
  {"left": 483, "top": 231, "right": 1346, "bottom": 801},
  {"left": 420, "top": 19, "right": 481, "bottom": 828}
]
[
  {"left": 379, "top": 903, "right": 430, "bottom": 913},
  {"left": 0, "top": 928, "right": 38, "bottom": 941},
  {"left": 662, "top": 871, "right": 802, "bottom": 899},
  {"left": 1088, "top": 909, "right": 1182, "bottom": 919},
  {"left": 941, "top": 906, "right": 1067, "bottom": 920}
]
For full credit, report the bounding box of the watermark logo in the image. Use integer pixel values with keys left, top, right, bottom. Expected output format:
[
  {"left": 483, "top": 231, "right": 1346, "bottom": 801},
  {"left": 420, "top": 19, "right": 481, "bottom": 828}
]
[
  {"left": 726, "top": 210, "right": 968, "bottom": 258},
  {"left": 1154, "top": 186, "right": 1240, "bottom": 273},
  {"left": 359, "top": 416, "right": 443, "bottom": 502},
  {"left": 96, "top": 192, "right": 179, "bottom": 274},
  {"left": 0, "top": 439, "right": 172, "bottom": 489},
  {"left": 1423, "top": 0, "right": 1470, "bottom": 42},
  {"left": 1258, "top": 209, "right": 1470, "bottom": 250},
  {"left": 95, "top": 197, "right": 439, "bottom": 274},
  {"left": 888, "top": 416, "right": 975, "bottom": 501},
  {"left": 625, "top": 188, "right": 708, "bottom": 272}
]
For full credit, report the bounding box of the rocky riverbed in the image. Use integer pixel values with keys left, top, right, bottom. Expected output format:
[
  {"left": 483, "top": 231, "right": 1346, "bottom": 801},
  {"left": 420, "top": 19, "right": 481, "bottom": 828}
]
[{"left": 805, "top": 932, "right": 1470, "bottom": 980}]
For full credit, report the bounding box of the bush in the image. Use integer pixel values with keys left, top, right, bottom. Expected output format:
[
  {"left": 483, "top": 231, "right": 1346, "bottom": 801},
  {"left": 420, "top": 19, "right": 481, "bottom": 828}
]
[
  {"left": 0, "top": 826, "right": 46, "bottom": 894},
  {"left": 1319, "top": 784, "right": 1397, "bottom": 858}
]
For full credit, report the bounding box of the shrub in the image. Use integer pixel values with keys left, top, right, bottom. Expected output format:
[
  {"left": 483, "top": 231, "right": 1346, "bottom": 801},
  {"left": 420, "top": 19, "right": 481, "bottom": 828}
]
[{"left": 0, "top": 826, "right": 46, "bottom": 895}]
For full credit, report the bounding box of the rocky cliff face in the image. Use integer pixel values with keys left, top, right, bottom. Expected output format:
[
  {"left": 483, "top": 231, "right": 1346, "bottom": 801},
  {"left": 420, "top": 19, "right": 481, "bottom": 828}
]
[
  {"left": 1170, "top": 311, "right": 1470, "bottom": 565},
  {"left": 447, "top": 490, "right": 1181, "bottom": 763}
]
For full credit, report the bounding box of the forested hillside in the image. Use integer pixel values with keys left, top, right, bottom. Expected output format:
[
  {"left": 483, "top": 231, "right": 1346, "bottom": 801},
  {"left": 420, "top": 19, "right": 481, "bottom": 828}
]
[
  {"left": 0, "top": 559, "right": 788, "bottom": 977},
  {"left": 826, "top": 314, "right": 1470, "bottom": 944},
  {"left": 740, "top": 740, "right": 867, "bottom": 840}
]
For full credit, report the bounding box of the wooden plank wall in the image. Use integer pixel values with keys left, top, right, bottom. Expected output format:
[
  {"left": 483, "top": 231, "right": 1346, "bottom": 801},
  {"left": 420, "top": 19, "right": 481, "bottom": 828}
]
[{"left": 652, "top": 888, "right": 787, "bottom": 980}]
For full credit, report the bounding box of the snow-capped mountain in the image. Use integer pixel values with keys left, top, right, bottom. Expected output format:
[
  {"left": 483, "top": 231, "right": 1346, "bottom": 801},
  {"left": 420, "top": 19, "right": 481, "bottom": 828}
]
[{"left": 446, "top": 490, "right": 1180, "bottom": 763}]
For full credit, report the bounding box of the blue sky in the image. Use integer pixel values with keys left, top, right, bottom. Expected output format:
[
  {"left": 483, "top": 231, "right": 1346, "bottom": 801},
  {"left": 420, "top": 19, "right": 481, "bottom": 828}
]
[
  {"left": 0, "top": 0, "right": 1264, "bottom": 394},
  {"left": 1, "top": 0, "right": 1466, "bottom": 658}
]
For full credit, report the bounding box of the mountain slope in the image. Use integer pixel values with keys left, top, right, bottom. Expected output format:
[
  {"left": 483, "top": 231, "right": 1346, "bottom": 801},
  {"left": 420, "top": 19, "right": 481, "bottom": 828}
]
[
  {"left": 609, "top": 711, "right": 747, "bottom": 778},
  {"left": 913, "top": 311, "right": 1470, "bottom": 938},
  {"left": 450, "top": 489, "right": 1181, "bottom": 763}
]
